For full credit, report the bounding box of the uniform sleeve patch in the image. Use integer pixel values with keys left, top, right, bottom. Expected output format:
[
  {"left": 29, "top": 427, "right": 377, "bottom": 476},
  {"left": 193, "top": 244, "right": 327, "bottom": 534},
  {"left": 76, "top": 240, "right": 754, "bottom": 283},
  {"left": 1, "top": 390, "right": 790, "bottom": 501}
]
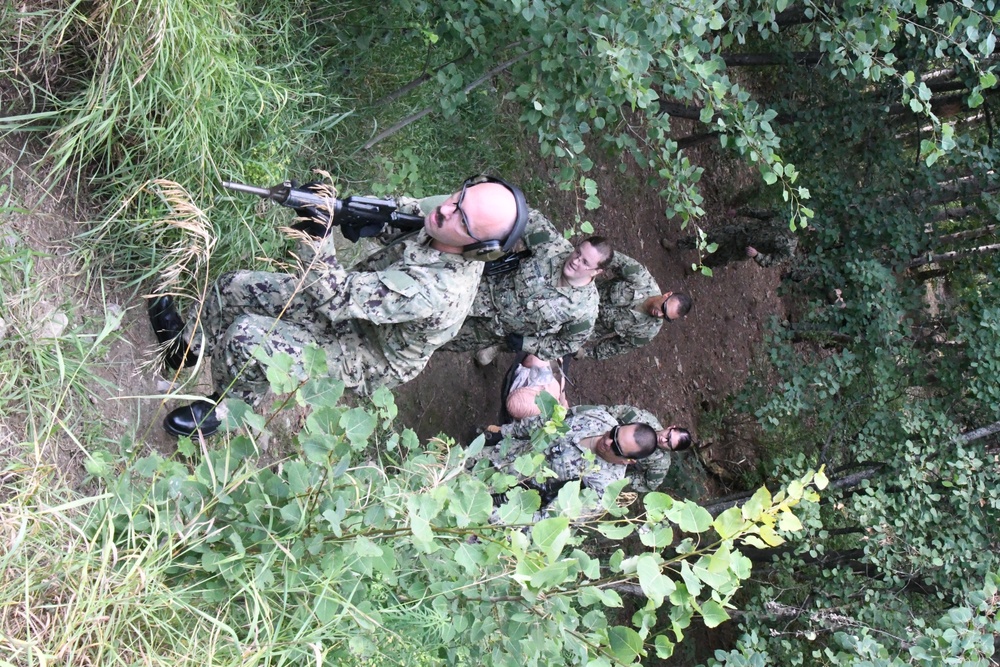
[
  {"left": 565, "top": 319, "right": 593, "bottom": 335},
  {"left": 378, "top": 270, "right": 420, "bottom": 296}
]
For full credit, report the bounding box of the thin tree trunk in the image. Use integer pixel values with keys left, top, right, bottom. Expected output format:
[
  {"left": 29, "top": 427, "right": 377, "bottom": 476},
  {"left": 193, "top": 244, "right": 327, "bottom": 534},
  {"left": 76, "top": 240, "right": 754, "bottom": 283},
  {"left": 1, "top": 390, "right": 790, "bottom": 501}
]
[
  {"left": 909, "top": 242, "right": 1000, "bottom": 268},
  {"left": 372, "top": 49, "right": 474, "bottom": 107},
  {"left": 936, "top": 223, "right": 999, "bottom": 245},
  {"left": 960, "top": 419, "right": 1000, "bottom": 443}
]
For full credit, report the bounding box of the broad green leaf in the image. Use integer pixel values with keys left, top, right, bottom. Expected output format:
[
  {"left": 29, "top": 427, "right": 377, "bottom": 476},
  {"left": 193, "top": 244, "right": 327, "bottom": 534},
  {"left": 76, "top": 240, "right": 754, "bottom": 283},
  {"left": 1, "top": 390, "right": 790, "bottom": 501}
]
[
  {"left": 449, "top": 478, "right": 493, "bottom": 527},
  {"left": 814, "top": 468, "right": 829, "bottom": 490},
  {"left": 713, "top": 507, "right": 746, "bottom": 539},
  {"left": 600, "top": 478, "right": 630, "bottom": 511},
  {"left": 529, "top": 559, "right": 577, "bottom": 589},
  {"left": 671, "top": 501, "right": 713, "bottom": 533},
  {"left": 759, "top": 524, "right": 785, "bottom": 546},
  {"left": 700, "top": 600, "right": 730, "bottom": 628},
  {"left": 300, "top": 432, "right": 334, "bottom": 463},
  {"left": 607, "top": 626, "right": 644, "bottom": 663},
  {"left": 679, "top": 561, "right": 702, "bottom": 597},
  {"left": 596, "top": 521, "right": 635, "bottom": 540},
  {"left": 742, "top": 486, "right": 771, "bottom": 521},
  {"left": 284, "top": 460, "right": 311, "bottom": 495},
  {"left": 639, "top": 524, "right": 674, "bottom": 548},
  {"left": 644, "top": 492, "right": 674, "bottom": 522},
  {"left": 302, "top": 343, "right": 328, "bottom": 377},
  {"left": 340, "top": 408, "right": 376, "bottom": 448},
  {"left": 654, "top": 634, "right": 675, "bottom": 659},
  {"left": 532, "top": 516, "right": 571, "bottom": 563},
  {"left": 297, "top": 375, "right": 344, "bottom": 407},
  {"left": 578, "top": 586, "right": 623, "bottom": 608},
  {"left": 314, "top": 593, "right": 340, "bottom": 624},
  {"left": 637, "top": 553, "right": 676, "bottom": 606},
  {"left": 261, "top": 350, "right": 296, "bottom": 394},
  {"left": 552, "top": 479, "right": 586, "bottom": 519},
  {"left": 778, "top": 510, "right": 804, "bottom": 532}
]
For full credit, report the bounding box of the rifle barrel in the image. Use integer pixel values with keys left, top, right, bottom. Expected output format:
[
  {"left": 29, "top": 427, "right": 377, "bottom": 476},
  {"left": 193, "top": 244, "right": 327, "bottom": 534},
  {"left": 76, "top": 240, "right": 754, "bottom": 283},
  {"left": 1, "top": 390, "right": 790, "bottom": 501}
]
[{"left": 222, "top": 181, "right": 272, "bottom": 198}]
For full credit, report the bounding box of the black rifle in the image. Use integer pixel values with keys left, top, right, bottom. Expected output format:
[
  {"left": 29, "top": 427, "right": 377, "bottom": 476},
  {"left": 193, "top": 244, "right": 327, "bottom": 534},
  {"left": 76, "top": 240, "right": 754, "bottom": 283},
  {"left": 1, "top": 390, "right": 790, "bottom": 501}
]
[
  {"left": 223, "top": 179, "right": 527, "bottom": 274},
  {"left": 222, "top": 180, "right": 424, "bottom": 242}
]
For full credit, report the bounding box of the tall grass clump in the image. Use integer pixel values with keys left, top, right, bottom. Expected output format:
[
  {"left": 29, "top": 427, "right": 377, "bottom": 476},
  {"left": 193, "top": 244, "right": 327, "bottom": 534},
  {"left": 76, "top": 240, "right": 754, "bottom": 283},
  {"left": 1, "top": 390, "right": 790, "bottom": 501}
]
[
  {"left": 1, "top": 0, "right": 353, "bottom": 285},
  {"left": 0, "top": 462, "right": 251, "bottom": 666}
]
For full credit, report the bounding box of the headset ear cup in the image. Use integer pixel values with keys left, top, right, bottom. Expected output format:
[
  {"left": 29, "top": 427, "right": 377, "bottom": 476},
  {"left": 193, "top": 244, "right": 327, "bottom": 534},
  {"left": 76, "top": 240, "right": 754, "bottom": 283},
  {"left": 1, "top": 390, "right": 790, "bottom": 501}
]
[{"left": 462, "top": 240, "right": 505, "bottom": 261}]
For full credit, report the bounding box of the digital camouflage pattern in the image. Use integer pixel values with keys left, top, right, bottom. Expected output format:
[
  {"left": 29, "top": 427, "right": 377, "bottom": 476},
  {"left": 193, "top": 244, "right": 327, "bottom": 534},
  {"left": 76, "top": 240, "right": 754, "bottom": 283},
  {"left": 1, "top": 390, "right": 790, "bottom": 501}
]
[
  {"left": 182, "top": 196, "right": 483, "bottom": 402},
  {"left": 493, "top": 408, "right": 623, "bottom": 518},
  {"left": 443, "top": 208, "right": 598, "bottom": 360},
  {"left": 678, "top": 210, "right": 798, "bottom": 269},
  {"left": 574, "top": 404, "right": 675, "bottom": 492},
  {"left": 588, "top": 252, "right": 663, "bottom": 359}
]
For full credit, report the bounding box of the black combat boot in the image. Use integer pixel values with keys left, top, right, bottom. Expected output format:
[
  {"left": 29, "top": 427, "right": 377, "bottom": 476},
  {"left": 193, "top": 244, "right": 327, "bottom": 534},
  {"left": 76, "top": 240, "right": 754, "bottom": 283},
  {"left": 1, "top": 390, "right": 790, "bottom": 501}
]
[
  {"left": 147, "top": 295, "right": 197, "bottom": 369},
  {"left": 164, "top": 393, "right": 221, "bottom": 438}
]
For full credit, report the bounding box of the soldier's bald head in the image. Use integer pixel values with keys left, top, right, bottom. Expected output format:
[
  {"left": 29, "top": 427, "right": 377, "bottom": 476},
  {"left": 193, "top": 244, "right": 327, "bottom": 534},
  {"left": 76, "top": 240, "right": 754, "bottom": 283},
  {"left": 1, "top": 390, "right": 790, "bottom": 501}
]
[{"left": 462, "top": 181, "right": 518, "bottom": 241}]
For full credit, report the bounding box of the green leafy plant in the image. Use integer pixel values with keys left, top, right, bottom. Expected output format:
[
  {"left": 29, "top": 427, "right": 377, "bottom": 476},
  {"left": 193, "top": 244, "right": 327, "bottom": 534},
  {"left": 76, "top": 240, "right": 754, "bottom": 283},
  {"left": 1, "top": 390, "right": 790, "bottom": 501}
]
[{"left": 81, "top": 346, "right": 826, "bottom": 665}]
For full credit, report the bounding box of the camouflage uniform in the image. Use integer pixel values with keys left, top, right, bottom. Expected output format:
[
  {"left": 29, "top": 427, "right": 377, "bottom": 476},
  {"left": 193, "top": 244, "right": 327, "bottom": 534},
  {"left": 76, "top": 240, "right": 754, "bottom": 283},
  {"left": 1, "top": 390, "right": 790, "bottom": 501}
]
[
  {"left": 182, "top": 195, "right": 483, "bottom": 402},
  {"left": 588, "top": 252, "right": 662, "bottom": 360},
  {"left": 678, "top": 211, "right": 797, "bottom": 269},
  {"left": 491, "top": 408, "right": 623, "bottom": 518},
  {"left": 442, "top": 208, "right": 598, "bottom": 360},
  {"left": 574, "top": 404, "right": 672, "bottom": 493}
]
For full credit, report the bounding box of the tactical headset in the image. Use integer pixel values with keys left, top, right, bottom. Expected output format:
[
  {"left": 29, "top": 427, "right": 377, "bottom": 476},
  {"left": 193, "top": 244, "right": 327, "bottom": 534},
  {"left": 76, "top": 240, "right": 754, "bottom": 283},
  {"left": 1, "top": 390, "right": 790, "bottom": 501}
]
[{"left": 457, "top": 174, "right": 530, "bottom": 262}]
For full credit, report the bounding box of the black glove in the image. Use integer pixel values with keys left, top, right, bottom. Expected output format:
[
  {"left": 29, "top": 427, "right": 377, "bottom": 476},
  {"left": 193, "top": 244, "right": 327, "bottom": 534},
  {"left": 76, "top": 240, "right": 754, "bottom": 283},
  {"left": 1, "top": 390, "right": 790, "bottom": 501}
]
[
  {"left": 340, "top": 219, "right": 384, "bottom": 243},
  {"left": 505, "top": 333, "right": 524, "bottom": 352},
  {"left": 484, "top": 429, "right": 504, "bottom": 447}
]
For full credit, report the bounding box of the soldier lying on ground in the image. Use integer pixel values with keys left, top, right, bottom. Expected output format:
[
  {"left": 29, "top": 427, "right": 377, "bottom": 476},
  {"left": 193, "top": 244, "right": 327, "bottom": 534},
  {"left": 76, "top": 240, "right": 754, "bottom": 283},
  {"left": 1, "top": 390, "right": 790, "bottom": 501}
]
[
  {"left": 442, "top": 208, "right": 612, "bottom": 364},
  {"left": 147, "top": 175, "right": 528, "bottom": 438}
]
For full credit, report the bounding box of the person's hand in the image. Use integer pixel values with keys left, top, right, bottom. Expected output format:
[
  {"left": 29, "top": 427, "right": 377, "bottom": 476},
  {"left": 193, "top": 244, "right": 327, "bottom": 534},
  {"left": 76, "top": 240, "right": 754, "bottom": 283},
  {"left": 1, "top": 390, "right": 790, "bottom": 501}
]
[
  {"left": 505, "top": 332, "right": 524, "bottom": 352},
  {"left": 573, "top": 348, "right": 588, "bottom": 360},
  {"left": 746, "top": 246, "right": 759, "bottom": 258},
  {"left": 485, "top": 425, "right": 502, "bottom": 434}
]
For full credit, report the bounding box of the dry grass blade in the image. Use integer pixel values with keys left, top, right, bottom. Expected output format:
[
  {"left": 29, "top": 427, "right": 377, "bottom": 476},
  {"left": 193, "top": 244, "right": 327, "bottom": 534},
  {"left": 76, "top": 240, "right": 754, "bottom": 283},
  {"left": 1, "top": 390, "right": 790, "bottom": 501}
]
[{"left": 142, "top": 178, "right": 215, "bottom": 294}]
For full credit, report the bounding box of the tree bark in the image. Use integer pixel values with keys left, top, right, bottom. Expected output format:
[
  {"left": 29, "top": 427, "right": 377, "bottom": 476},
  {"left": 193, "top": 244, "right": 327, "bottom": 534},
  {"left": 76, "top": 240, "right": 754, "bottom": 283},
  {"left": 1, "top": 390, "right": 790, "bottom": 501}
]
[
  {"left": 936, "top": 223, "right": 999, "bottom": 245},
  {"left": 960, "top": 419, "right": 1000, "bottom": 443},
  {"left": 909, "top": 242, "right": 1000, "bottom": 268}
]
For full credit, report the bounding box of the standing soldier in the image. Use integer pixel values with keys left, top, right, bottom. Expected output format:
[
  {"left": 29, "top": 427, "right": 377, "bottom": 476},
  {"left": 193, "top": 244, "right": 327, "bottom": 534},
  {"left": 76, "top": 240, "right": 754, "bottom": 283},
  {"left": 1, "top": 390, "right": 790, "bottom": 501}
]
[
  {"left": 572, "top": 404, "right": 691, "bottom": 493},
  {"left": 443, "top": 208, "right": 612, "bottom": 363},
  {"left": 672, "top": 208, "right": 797, "bottom": 269},
  {"left": 483, "top": 408, "right": 658, "bottom": 520},
  {"left": 582, "top": 252, "right": 693, "bottom": 360},
  {"left": 147, "top": 175, "right": 528, "bottom": 438}
]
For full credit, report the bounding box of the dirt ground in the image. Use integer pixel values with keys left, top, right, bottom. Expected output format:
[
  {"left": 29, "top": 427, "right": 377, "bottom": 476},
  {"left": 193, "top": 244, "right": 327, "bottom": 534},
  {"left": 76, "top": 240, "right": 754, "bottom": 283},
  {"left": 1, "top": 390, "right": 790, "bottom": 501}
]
[
  {"left": 393, "top": 138, "right": 782, "bottom": 493},
  {"left": 2, "top": 123, "right": 782, "bottom": 497}
]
